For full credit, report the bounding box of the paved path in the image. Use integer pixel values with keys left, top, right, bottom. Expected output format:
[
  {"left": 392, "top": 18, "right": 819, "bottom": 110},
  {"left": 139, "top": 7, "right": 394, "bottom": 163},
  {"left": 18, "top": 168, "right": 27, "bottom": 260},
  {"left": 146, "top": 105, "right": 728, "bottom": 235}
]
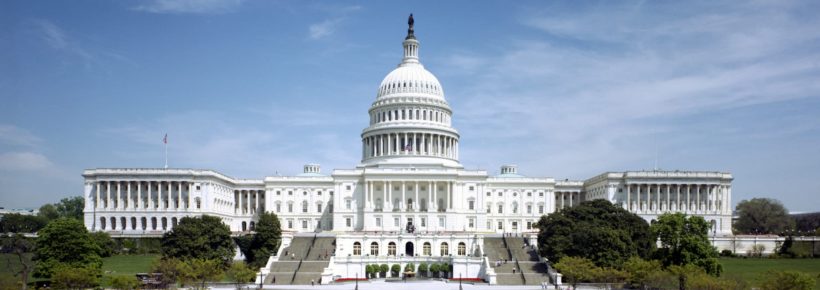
[{"left": 210, "top": 280, "right": 573, "bottom": 290}]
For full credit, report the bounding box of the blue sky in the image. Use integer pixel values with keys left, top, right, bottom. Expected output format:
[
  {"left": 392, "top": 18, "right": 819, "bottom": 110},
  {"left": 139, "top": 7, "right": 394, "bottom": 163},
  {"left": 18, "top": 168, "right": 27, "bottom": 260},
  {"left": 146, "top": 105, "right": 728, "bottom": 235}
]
[{"left": 1, "top": 0, "right": 819, "bottom": 212}]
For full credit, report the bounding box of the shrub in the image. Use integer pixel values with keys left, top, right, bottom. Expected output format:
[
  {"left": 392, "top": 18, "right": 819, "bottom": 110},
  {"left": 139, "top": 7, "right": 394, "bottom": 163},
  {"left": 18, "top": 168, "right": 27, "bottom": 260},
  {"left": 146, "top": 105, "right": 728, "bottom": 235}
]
[
  {"left": 749, "top": 244, "right": 766, "bottom": 257},
  {"left": 440, "top": 262, "right": 450, "bottom": 278},
  {"left": 760, "top": 270, "right": 814, "bottom": 290},
  {"left": 719, "top": 249, "right": 735, "bottom": 257},
  {"left": 110, "top": 275, "right": 140, "bottom": 290},
  {"left": 430, "top": 263, "right": 440, "bottom": 278},
  {"left": 404, "top": 262, "right": 415, "bottom": 273}
]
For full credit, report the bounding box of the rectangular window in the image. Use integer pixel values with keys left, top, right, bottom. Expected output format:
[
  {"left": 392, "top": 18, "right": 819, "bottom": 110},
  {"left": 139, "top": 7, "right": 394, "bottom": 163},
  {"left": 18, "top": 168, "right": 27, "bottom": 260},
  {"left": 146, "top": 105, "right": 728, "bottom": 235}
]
[
  {"left": 469, "top": 186, "right": 475, "bottom": 191},
  {"left": 288, "top": 203, "right": 293, "bottom": 213},
  {"left": 394, "top": 217, "right": 400, "bottom": 227},
  {"left": 468, "top": 200, "right": 475, "bottom": 210},
  {"left": 276, "top": 204, "right": 281, "bottom": 212},
  {"left": 345, "top": 217, "right": 352, "bottom": 227},
  {"left": 317, "top": 204, "right": 323, "bottom": 213},
  {"left": 288, "top": 220, "right": 293, "bottom": 229},
  {"left": 487, "top": 220, "right": 492, "bottom": 230},
  {"left": 420, "top": 217, "right": 426, "bottom": 227},
  {"left": 539, "top": 192, "right": 544, "bottom": 197},
  {"left": 468, "top": 218, "right": 474, "bottom": 228},
  {"left": 302, "top": 220, "right": 308, "bottom": 229},
  {"left": 498, "top": 205, "right": 503, "bottom": 214},
  {"left": 486, "top": 203, "right": 491, "bottom": 213},
  {"left": 346, "top": 185, "right": 351, "bottom": 190},
  {"left": 376, "top": 218, "right": 382, "bottom": 227},
  {"left": 527, "top": 221, "right": 533, "bottom": 230},
  {"left": 346, "top": 200, "right": 352, "bottom": 210},
  {"left": 196, "top": 185, "right": 201, "bottom": 191},
  {"left": 288, "top": 191, "right": 292, "bottom": 195},
  {"left": 439, "top": 217, "right": 445, "bottom": 227},
  {"left": 538, "top": 205, "right": 544, "bottom": 214},
  {"left": 527, "top": 205, "right": 532, "bottom": 214},
  {"left": 497, "top": 221, "right": 503, "bottom": 230}
]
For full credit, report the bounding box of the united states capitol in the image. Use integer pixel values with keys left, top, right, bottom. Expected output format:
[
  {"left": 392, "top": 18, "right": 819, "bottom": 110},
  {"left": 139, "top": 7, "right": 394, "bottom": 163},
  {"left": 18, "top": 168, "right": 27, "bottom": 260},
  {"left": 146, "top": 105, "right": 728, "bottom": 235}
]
[{"left": 81, "top": 16, "right": 738, "bottom": 285}]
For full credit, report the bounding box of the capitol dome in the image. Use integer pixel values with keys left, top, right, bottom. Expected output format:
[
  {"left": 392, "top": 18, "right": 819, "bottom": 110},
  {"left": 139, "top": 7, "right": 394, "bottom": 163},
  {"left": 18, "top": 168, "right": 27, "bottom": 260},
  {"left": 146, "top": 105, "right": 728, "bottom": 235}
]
[{"left": 377, "top": 63, "right": 444, "bottom": 99}]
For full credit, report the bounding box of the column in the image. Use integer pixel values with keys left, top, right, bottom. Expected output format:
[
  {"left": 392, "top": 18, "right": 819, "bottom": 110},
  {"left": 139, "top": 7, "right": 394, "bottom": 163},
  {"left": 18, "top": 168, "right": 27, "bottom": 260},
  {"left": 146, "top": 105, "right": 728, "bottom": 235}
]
[
  {"left": 187, "top": 183, "right": 192, "bottom": 210},
  {"left": 560, "top": 192, "right": 565, "bottom": 209},
  {"left": 656, "top": 185, "right": 661, "bottom": 211},
  {"left": 364, "top": 181, "right": 369, "bottom": 210},
  {"left": 686, "top": 185, "right": 691, "bottom": 212},
  {"left": 431, "top": 181, "right": 436, "bottom": 211},
  {"left": 96, "top": 182, "right": 101, "bottom": 209},
  {"left": 401, "top": 181, "right": 406, "bottom": 211},
  {"left": 636, "top": 185, "right": 641, "bottom": 212},
  {"left": 414, "top": 181, "right": 419, "bottom": 211},
  {"left": 448, "top": 182, "right": 453, "bottom": 210},
  {"left": 626, "top": 185, "right": 631, "bottom": 210},
  {"left": 177, "top": 182, "right": 182, "bottom": 210},
  {"left": 256, "top": 191, "right": 260, "bottom": 213},
  {"left": 137, "top": 182, "right": 143, "bottom": 209},
  {"left": 148, "top": 182, "right": 154, "bottom": 209},
  {"left": 696, "top": 185, "right": 701, "bottom": 212},
  {"left": 387, "top": 181, "right": 392, "bottom": 211},
  {"left": 666, "top": 184, "right": 671, "bottom": 211},
  {"left": 116, "top": 182, "right": 122, "bottom": 209}
]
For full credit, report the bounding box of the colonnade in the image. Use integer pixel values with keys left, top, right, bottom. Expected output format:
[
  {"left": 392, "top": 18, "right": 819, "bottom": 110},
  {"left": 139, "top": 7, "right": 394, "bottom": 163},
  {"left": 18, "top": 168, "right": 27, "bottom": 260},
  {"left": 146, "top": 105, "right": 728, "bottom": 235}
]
[
  {"left": 362, "top": 132, "right": 458, "bottom": 159},
  {"left": 555, "top": 191, "right": 581, "bottom": 211},
  {"left": 363, "top": 180, "right": 453, "bottom": 213},
  {"left": 624, "top": 183, "right": 730, "bottom": 213},
  {"left": 234, "top": 189, "right": 264, "bottom": 215},
  {"left": 370, "top": 106, "right": 450, "bottom": 126},
  {"left": 96, "top": 215, "right": 181, "bottom": 232},
  {"left": 93, "top": 181, "right": 194, "bottom": 211}
]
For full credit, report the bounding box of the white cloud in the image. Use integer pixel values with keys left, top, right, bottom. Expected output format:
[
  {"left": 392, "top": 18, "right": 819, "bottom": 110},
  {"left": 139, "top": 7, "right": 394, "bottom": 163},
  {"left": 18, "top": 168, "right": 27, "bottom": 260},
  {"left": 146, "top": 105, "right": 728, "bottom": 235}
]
[
  {"left": 0, "top": 124, "right": 42, "bottom": 147},
  {"left": 133, "top": 0, "right": 243, "bottom": 14},
  {"left": 0, "top": 152, "right": 54, "bottom": 171},
  {"left": 309, "top": 19, "right": 341, "bottom": 40}
]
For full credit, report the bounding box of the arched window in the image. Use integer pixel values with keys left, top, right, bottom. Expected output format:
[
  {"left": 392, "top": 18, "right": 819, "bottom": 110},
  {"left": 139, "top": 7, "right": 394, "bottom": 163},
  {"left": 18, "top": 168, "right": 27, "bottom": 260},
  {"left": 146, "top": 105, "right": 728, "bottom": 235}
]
[
  {"left": 171, "top": 217, "right": 178, "bottom": 228},
  {"left": 388, "top": 242, "right": 397, "bottom": 256},
  {"left": 131, "top": 217, "right": 137, "bottom": 230},
  {"left": 141, "top": 217, "right": 147, "bottom": 230},
  {"left": 242, "top": 222, "right": 247, "bottom": 231},
  {"left": 353, "top": 242, "right": 362, "bottom": 256},
  {"left": 370, "top": 242, "right": 379, "bottom": 256},
  {"left": 423, "top": 242, "right": 431, "bottom": 256},
  {"left": 458, "top": 242, "right": 466, "bottom": 256},
  {"left": 120, "top": 217, "right": 126, "bottom": 230},
  {"left": 111, "top": 217, "right": 117, "bottom": 230},
  {"left": 440, "top": 242, "right": 449, "bottom": 256},
  {"left": 161, "top": 217, "right": 167, "bottom": 230},
  {"left": 100, "top": 217, "right": 106, "bottom": 230},
  {"left": 151, "top": 217, "right": 157, "bottom": 230},
  {"left": 250, "top": 221, "right": 256, "bottom": 231}
]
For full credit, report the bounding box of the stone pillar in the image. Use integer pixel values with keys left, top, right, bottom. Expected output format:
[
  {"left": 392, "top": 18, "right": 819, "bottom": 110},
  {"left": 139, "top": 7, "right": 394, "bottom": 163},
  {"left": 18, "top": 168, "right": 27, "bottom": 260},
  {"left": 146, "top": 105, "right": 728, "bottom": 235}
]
[
  {"left": 177, "top": 182, "right": 182, "bottom": 210},
  {"left": 431, "top": 181, "right": 436, "bottom": 211},
  {"left": 387, "top": 181, "right": 392, "bottom": 211},
  {"left": 415, "top": 181, "right": 419, "bottom": 211},
  {"left": 96, "top": 182, "right": 101, "bottom": 209},
  {"left": 401, "top": 181, "right": 406, "bottom": 211}
]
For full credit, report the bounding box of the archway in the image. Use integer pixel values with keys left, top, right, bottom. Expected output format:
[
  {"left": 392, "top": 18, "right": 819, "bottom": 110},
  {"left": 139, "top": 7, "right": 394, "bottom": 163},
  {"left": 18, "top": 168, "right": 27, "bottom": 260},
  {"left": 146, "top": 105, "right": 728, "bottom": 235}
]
[{"left": 405, "top": 242, "right": 415, "bottom": 256}]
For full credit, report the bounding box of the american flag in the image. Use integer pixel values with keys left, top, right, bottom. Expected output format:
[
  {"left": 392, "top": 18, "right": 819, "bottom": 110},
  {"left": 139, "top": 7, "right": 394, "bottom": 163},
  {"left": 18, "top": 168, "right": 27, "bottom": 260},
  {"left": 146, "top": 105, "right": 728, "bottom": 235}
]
[
  {"left": 163, "top": 134, "right": 167, "bottom": 144},
  {"left": 404, "top": 144, "right": 412, "bottom": 151}
]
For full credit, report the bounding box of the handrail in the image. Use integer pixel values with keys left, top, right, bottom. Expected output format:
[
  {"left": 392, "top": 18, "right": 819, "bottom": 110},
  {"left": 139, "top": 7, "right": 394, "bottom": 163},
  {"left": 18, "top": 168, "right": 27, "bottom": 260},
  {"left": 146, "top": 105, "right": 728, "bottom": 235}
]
[{"left": 290, "top": 259, "right": 303, "bottom": 284}]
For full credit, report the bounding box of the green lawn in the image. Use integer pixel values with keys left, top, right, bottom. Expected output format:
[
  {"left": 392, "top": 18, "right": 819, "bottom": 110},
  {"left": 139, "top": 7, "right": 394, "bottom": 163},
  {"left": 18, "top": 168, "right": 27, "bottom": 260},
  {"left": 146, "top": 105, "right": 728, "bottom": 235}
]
[{"left": 720, "top": 258, "right": 820, "bottom": 289}]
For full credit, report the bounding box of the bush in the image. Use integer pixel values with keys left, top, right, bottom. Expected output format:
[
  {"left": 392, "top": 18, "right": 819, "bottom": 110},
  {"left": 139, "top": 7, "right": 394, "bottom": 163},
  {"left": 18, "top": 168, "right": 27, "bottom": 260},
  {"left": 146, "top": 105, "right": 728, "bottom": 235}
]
[
  {"left": 110, "top": 275, "right": 140, "bottom": 290},
  {"left": 719, "top": 249, "right": 735, "bottom": 257},
  {"left": 51, "top": 265, "right": 101, "bottom": 290},
  {"left": 440, "top": 262, "right": 450, "bottom": 278},
  {"left": 365, "top": 264, "right": 374, "bottom": 278},
  {"left": 404, "top": 262, "right": 415, "bottom": 273},
  {"left": 749, "top": 244, "right": 766, "bottom": 257},
  {"left": 760, "top": 270, "right": 815, "bottom": 290},
  {"left": 391, "top": 264, "right": 400, "bottom": 277},
  {"left": 418, "top": 263, "right": 428, "bottom": 277}
]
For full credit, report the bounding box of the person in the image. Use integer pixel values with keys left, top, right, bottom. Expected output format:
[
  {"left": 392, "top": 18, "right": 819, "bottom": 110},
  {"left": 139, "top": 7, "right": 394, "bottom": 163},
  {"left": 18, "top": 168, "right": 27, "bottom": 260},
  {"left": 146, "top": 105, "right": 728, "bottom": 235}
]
[
  {"left": 311, "top": 279, "right": 315, "bottom": 286},
  {"left": 273, "top": 276, "right": 276, "bottom": 283}
]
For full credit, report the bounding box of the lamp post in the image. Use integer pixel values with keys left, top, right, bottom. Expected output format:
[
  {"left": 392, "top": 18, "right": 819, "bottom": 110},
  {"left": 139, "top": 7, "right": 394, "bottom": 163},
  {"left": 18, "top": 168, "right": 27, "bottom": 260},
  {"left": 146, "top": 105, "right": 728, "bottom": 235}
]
[
  {"left": 258, "top": 271, "right": 263, "bottom": 289},
  {"left": 355, "top": 272, "right": 359, "bottom": 290},
  {"left": 459, "top": 273, "right": 463, "bottom": 290}
]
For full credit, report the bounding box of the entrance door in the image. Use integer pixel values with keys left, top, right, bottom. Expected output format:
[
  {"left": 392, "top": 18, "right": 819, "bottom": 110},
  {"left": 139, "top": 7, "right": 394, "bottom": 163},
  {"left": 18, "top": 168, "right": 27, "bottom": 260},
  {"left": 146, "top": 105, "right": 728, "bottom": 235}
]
[{"left": 405, "top": 242, "right": 415, "bottom": 256}]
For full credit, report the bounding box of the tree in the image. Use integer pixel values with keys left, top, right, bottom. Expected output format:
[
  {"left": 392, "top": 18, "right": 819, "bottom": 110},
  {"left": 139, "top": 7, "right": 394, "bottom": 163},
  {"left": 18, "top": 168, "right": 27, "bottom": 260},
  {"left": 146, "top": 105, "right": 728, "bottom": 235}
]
[
  {"left": 0, "top": 213, "right": 47, "bottom": 233},
  {"left": 89, "top": 231, "right": 116, "bottom": 257},
  {"left": 161, "top": 215, "right": 235, "bottom": 267},
  {"left": 110, "top": 275, "right": 140, "bottom": 290},
  {"left": 440, "top": 262, "right": 450, "bottom": 278},
  {"left": 391, "top": 264, "right": 400, "bottom": 277},
  {"left": 652, "top": 213, "right": 721, "bottom": 276},
  {"left": 623, "top": 256, "right": 662, "bottom": 289},
  {"left": 181, "top": 259, "right": 224, "bottom": 290},
  {"left": 553, "top": 256, "right": 598, "bottom": 288},
  {"left": 418, "top": 263, "right": 428, "bottom": 277},
  {"left": 429, "top": 263, "right": 440, "bottom": 278},
  {"left": 226, "top": 262, "right": 257, "bottom": 288},
  {"left": 2, "top": 234, "right": 35, "bottom": 290},
  {"left": 243, "top": 212, "right": 282, "bottom": 268},
  {"left": 735, "top": 198, "right": 793, "bottom": 234},
  {"left": 33, "top": 218, "right": 102, "bottom": 279},
  {"left": 150, "top": 258, "right": 183, "bottom": 287},
  {"left": 54, "top": 196, "right": 84, "bottom": 220},
  {"left": 365, "top": 264, "right": 375, "bottom": 278},
  {"left": 536, "top": 199, "right": 655, "bottom": 268},
  {"left": 37, "top": 204, "right": 60, "bottom": 221},
  {"left": 379, "top": 264, "right": 389, "bottom": 278},
  {"left": 50, "top": 264, "right": 100, "bottom": 290},
  {"left": 760, "top": 270, "right": 815, "bottom": 290}
]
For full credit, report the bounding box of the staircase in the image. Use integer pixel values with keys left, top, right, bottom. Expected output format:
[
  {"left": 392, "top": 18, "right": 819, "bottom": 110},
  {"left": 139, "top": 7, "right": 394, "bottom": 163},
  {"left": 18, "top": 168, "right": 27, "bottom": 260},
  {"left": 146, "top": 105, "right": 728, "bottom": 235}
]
[
  {"left": 265, "top": 234, "right": 336, "bottom": 285},
  {"left": 484, "top": 236, "right": 549, "bottom": 286}
]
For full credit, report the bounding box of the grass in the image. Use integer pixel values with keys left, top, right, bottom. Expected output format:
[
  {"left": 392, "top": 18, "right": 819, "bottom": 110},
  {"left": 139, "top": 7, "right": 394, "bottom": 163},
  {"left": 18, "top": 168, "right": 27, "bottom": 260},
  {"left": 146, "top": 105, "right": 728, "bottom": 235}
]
[
  {"left": 720, "top": 257, "right": 820, "bottom": 289},
  {"left": 100, "top": 254, "right": 159, "bottom": 286}
]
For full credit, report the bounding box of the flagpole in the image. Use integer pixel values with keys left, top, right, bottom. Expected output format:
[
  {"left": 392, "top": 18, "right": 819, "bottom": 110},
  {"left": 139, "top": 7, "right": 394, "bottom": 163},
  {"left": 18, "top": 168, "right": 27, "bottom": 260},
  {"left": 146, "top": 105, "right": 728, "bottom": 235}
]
[{"left": 164, "top": 134, "right": 168, "bottom": 169}]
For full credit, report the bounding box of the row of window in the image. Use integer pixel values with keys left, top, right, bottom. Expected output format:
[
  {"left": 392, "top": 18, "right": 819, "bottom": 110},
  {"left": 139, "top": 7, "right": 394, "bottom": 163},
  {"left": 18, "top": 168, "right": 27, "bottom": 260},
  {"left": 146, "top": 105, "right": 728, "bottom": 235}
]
[
  {"left": 486, "top": 219, "right": 538, "bottom": 231},
  {"left": 486, "top": 191, "right": 545, "bottom": 197},
  {"left": 352, "top": 241, "right": 466, "bottom": 256},
  {"left": 274, "top": 190, "right": 333, "bottom": 196},
  {"left": 274, "top": 201, "right": 329, "bottom": 214},
  {"left": 484, "top": 203, "right": 545, "bottom": 215},
  {"left": 370, "top": 107, "right": 450, "bottom": 125}
]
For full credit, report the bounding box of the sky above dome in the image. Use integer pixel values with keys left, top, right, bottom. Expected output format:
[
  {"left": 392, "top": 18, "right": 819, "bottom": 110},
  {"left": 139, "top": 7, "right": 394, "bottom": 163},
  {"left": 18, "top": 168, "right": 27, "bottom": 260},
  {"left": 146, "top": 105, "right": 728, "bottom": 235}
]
[{"left": 1, "top": 0, "right": 819, "bottom": 212}]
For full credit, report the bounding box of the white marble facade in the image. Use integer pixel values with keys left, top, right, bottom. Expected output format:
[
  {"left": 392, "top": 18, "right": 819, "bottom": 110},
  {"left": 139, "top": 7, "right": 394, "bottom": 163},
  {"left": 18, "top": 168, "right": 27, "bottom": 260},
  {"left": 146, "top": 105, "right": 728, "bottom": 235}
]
[{"left": 82, "top": 19, "right": 734, "bottom": 258}]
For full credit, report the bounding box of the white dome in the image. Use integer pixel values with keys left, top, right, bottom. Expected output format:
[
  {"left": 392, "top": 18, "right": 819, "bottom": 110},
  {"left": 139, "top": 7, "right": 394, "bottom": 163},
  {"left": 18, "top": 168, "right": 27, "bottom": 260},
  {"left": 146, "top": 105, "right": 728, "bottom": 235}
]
[{"left": 377, "top": 64, "right": 444, "bottom": 99}]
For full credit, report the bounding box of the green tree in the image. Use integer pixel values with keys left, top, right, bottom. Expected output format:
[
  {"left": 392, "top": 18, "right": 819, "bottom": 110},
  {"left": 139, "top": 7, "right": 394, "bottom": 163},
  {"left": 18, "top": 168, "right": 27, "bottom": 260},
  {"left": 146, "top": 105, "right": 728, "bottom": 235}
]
[
  {"left": 365, "top": 264, "right": 374, "bottom": 278},
  {"left": 553, "top": 256, "right": 598, "bottom": 288},
  {"left": 161, "top": 215, "right": 235, "bottom": 267},
  {"left": 110, "top": 275, "right": 140, "bottom": 290},
  {"left": 89, "top": 231, "right": 116, "bottom": 257},
  {"left": 735, "top": 198, "right": 793, "bottom": 234},
  {"left": 226, "top": 262, "right": 257, "bottom": 288},
  {"left": 181, "top": 259, "right": 224, "bottom": 290},
  {"left": 623, "top": 256, "right": 662, "bottom": 289},
  {"left": 0, "top": 213, "right": 47, "bottom": 233},
  {"left": 760, "top": 270, "right": 815, "bottom": 290},
  {"left": 150, "top": 258, "right": 183, "bottom": 287},
  {"left": 391, "top": 264, "right": 400, "bottom": 277},
  {"left": 536, "top": 199, "right": 655, "bottom": 268},
  {"left": 429, "top": 263, "right": 440, "bottom": 278},
  {"left": 379, "top": 264, "right": 389, "bottom": 278},
  {"left": 651, "top": 213, "right": 721, "bottom": 276},
  {"left": 418, "top": 263, "right": 428, "bottom": 277},
  {"left": 55, "top": 196, "right": 84, "bottom": 220},
  {"left": 37, "top": 204, "right": 60, "bottom": 221},
  {"left": 1, "top": 234, "right": 35, "bottom": 290},
  {"left": 440, "top": 262, "right": 450, "bottom": 278},
  {"left": 33, "top": 218, "right": 102, "bottom": 279},
  {"left": 243, "top": 212, "right": 282, "bottom": 268},
  {"left": 50, "top": 264, "right": 100, "bottom": 290}
]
